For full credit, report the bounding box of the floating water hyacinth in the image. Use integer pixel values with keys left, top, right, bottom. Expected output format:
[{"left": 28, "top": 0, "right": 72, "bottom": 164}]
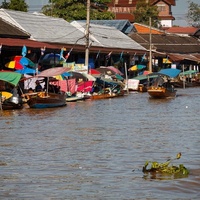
[{"left": 142, "top": 153, "right": 189, "bottom": 180}]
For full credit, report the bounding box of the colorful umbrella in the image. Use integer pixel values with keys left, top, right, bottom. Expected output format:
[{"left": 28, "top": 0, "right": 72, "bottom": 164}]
[
  {"left": 143, "top": 70, "right": 151, "bottom": 75},
  {"left": 53, "top": 72, "right": 71, "bottom": 80},
  {"left": 5, "top": 61, "right": 24, "bottom": 70},
  {"left": 15, "top": 67, "right": 37, "bottom": 74},
  {"left": 128, "top": 65, "right": 146, "bottom": 71},
  {"left": 89, "top": 69, "right": 101, "bottom": 75},
  {"left": 12, "top": 55, "right": 36, "bottom": 68},
  {"left": 40, "top": 53, "right": 65, "bottom": 66}
]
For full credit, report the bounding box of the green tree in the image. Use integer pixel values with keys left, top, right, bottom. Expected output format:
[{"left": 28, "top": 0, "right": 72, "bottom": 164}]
[
  {"left": 187, "top": 0, "right": 200, "bottom": 27},
  {"left": 41, "top": 0, "right": 114, "bottom": 22},
  {"left": 1, "top": 0, "right": 9, "bottom": 9},
  {"left": 1, "top": 0, "right": 28, "bottom": 12},
  {"left": 133, "top": 0, "right": 159, "bottom": 28}
]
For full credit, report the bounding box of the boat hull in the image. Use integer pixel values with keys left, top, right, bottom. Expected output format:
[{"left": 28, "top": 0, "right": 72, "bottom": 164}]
[
  {"left": 66, "top": 96, "right": 85, "bottom": 102},
  {"left": 1, "top": 96, "right": 23, "bottom": 110},
  {"left": 148, "top": 86, "right": 176, "bottom": 99},
  {"left": 90, "top": 91, "right": 124, "bottom": 100},
  {"left": 27, "top": 92, "right": 66, "bottom": 108}
]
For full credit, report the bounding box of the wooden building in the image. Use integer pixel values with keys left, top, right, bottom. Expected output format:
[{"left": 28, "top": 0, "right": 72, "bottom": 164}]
[{"left": 108, "top": 0, "right": 176, "bottom": 27}]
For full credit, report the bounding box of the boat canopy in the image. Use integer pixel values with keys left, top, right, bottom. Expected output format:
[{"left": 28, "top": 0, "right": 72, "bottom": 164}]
[
  {"left": 96, "top": 77, "right": 122, "bottom": 88},
  {"left": 0, "top": 71, "right": 22, "bottom": 86},
  {"left": 36, "top": 67, "right": 69, "bottom": 77},
  {"left": 133, "top": 74, "right": 158, "bottom": 81},
  {"left": 179, "top": 70, "right": 198, "bottom": 76},
  {"left": 159, "top": 68, "right": 181, "bottom": 78}
]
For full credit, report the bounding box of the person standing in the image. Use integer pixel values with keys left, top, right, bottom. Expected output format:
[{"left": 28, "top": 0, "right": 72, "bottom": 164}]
[{"left": 35, "top": 80, "right": 43, "bottom": 92}]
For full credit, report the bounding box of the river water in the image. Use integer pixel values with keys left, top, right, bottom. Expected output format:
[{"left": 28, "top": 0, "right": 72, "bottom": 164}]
[{"left": 0, "top": 87, "right": 199, "bottom": 199}]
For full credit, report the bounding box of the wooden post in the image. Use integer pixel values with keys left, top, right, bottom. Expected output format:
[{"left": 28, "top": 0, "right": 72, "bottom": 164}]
[
  {"left": 125, "top": 62, "right": 129, "bottom": 94},
  {"left": 183, "top": 64, "right": 185, "bottom": 89},
  {"left": 149, "top": 17, "right": 152, "bottom": 73},
  {"left": 85, "top": 0, "right": 90, "bottom": 73}
]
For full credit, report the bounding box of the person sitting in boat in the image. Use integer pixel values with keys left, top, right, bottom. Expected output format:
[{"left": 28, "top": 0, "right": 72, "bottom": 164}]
[
  {"left": 35, "top": 80, "right": 43, "bottom": 92},
  {"left": 28, "top": 88, "right": 34, "bottom": 93}
]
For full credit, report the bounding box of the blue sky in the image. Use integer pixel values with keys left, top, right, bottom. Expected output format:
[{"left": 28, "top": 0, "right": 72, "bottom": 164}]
[{"left": 0, "top": 0, "right": 199, "bottom": 26}]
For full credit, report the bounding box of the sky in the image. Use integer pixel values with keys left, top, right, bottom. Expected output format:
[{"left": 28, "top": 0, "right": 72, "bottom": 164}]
[{"left": 0, "top": 0, "right": 199, "bottom": 27}]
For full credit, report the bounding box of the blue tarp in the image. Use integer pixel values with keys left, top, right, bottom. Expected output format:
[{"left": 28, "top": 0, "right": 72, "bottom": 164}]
[{"left": 159, "top": 68, "right": 181, "bottom": 78}]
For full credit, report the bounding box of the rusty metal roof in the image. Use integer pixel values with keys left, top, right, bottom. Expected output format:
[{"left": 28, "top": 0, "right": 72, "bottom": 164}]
[{"left": 129, "top": 32, "right": 200, "bottom": 54}]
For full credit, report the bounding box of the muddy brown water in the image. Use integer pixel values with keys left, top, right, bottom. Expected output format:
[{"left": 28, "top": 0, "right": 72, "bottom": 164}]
[{"left": 0, "top": 88, "right": 199, "bottom": 199}]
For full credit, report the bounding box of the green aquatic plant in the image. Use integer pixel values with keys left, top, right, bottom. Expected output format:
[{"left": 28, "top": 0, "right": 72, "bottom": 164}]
[{"left": 142, "top": 153, "right": 189, "bottom": 179}]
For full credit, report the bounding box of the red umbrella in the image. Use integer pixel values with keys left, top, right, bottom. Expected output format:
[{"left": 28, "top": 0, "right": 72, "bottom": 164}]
[
  {"left": 89, "top": 69, "right": 101, "bottom": 75},
  {"left": 5, "top": 61, "right": 24, "bottom": 70}
]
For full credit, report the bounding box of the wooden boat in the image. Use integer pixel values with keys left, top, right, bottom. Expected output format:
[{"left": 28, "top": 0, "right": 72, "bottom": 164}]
[
  {"left": 0, "top": 71, "right": 23, "bottom": 110},
  {"left": 66, "top": 94, "right": 85, "bottom": 102},
  {"left": 90, "top": 77, "right": 125, "bottom": 100},
  {"left": 148, "top": 76, "right": 176, "bottom": 99},
  {"left": 1, "top": 93, "right": 23, "bottom": 110},
  {"left": 26, "top": 91, "right": 66, "bottom": 108},
  {"left": 25, "top": 67, "right": 69, "bottom": 109},
  {"left": 90, "top": 90, "right": 124, "bottom": 100},
  {"left": 148, "top": 85, "right": 176, "bottom": 99}
]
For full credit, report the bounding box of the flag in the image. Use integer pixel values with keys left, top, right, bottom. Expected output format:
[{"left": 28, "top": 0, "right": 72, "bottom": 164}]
[
  {"left": 60, "top": 48, "right": 64, "bottom": 60},
  {"left": 95, "top": 50, "right": 100, "bottom": 61},
  {"left": 106, "top": 51, "right": 112, "bottom": 60},
  {"left": 120, "top": 51, "right": 123, "bottom": 61},
  {"left": 22, "top": 45, "right": 27, "bottom": 57},
  {"left": 141, "top": 53, "right": 146, "bottom": 62},
  {"left": 65, "top": 48, "right": 73, "bottom": 60}
]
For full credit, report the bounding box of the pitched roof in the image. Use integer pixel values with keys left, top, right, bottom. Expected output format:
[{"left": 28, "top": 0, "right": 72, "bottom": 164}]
[
  {"left": 77, "top": 20, "right": 136, "bottom": 34},
  {"left": 129, "top": 32, "right": 200, "bottom": 54},
  {"left": 134, "top": 23, "right": 165, "bottom": 34},
  {"left": 0, "top": 9, "right": 84, "bottom": 45},
  {"left": 150, "top": 0, "right": 176, "bottom": 6},
  {"left": 71, "top": 21, "right": 146, "bottom": 51},
  {"left": 0, "top": 17, "right": 30, "bottom": 38},
  {"left": 165, "top": 27, "right": 199, "bottom": 35},
  {"left": 0, "top": 9, "right": 146, "bottom": 53}
]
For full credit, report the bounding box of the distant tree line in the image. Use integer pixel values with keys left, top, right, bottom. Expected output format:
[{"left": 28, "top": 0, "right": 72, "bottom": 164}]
[{"left": 0, "top": 0, "right": 28, "bottom": 12}]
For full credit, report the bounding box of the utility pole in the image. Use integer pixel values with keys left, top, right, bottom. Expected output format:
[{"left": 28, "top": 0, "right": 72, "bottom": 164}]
[
  {"left": 149, "top": 17, "right": 152, "bottom": 72},
  {"left": 85, "top": 0, "right": 90, "bottom": 73}
]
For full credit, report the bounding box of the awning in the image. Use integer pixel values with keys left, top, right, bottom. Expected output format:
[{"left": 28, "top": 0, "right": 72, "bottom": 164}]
[
  {"left": 0, "top": 71, "right": 22, "bottom": 86},
  {"left": 180, "top": 70, "right": 198, "bottom": 76},
  {"left": 159, "top": 68, "right": 181, "bottom": 78},
  {"left": 0, "top": 38, "right": 59, "bottom": 50},
  {"left": 36, "top": 67, "right": 70, "bottom": 77},
  {"left": 168, "top": 53, "right": 200, "bottom": 62}
]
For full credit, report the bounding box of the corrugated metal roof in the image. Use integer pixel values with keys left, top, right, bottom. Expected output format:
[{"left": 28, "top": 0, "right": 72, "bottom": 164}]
[
  {"left": 129, "top": 32, "right": 200, "bottom": 54},
  {"left": 0, "top": 9, "right": 145, "bottom": 52},
  {"left": 77, "top": 20, "right": 135, "bottom": 34},
  {"left": 71, "top": 21, "right": 145, "bottom": 51},
  {"left": 0, "top": 9, "right": 85, "bottom": 45}
]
